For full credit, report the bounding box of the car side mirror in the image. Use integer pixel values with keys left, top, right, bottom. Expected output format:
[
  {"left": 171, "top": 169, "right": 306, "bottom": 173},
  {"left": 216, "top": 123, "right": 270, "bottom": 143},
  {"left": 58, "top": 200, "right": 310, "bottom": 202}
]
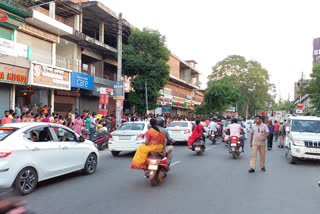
[{"left": 79, "top": 136, "right": 85, "bottom": 142}]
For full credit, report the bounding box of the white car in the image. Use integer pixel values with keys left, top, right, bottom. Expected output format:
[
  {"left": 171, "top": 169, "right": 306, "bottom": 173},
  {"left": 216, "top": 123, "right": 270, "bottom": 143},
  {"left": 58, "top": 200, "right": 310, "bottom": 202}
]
[
  {"left": 285, "top": 116, "right": 320, "bottom": 164},
  {"left": 108, "top": 122, "right": 150, "bottom": 156},
  {"left": 167, "top": 121, "right": 193, "bottom": 143},
  {"left": 0, "top": 122, "right": 99, "bottom": 195}
]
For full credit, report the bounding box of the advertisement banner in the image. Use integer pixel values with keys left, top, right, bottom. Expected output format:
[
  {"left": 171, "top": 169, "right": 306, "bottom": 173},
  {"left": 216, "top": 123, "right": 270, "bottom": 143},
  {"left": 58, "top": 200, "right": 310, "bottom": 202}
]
[
  {"left": 313, "top": 38, "right": 320, "bottom": 65},
  {"left": 30, "top": 62, "right": 71, "bottom": 90},
  {"left": 0, "top": 63, "right": 29, "bottom": 85},
  {"left": 0, "top": 38, "right": 28, "bottom": 58},
  {"left": 98, "top": 94, "right": 109, "bottom": 116},
  {"left": 113, "top": 81, "right": 124, "bottom": 100},
  {"left": 71, "top": 72, "right": 93, "bottom": 90},
  {"left": 162, "top": 106, "right": 172, "bottom": 113}
]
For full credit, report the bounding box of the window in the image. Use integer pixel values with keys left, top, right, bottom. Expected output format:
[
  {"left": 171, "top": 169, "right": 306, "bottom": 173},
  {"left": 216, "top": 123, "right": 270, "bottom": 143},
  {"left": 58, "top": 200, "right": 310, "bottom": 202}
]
[
  {"left": 119, "top": 123, "right": 145, "bottom": 131},
  {"left": 291, "top": 120, "right": 320, "bottom": 133},
  {"left": 24, "top": 127, "right": 52, "bottom": 142},
  {"left": 52, "top": 127, "right": 77, "bottom": 142},
  {"left": 0, "top": 127, "right": 18, "bottom": 141}
]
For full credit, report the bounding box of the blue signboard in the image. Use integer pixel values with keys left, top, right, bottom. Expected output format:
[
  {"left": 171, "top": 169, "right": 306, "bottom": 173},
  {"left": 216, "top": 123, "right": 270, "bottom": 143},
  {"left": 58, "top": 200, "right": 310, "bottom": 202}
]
[
  {"left": 71, "top": 72, "right": 93, "bottom": 90},
  {"left": 113, "top": 81, "right": 124, "bottom": 99}
]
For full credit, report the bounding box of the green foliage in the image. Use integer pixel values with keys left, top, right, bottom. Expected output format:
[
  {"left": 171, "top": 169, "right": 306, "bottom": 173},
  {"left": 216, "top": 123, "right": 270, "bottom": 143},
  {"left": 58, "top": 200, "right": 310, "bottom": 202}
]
[
  {"left": 208, "top": 55, "right": 274, "bottom": 116},
  {"left": 272, "top": 99, "right": 295, "bottom": 114},
  {"left": 123, "top": 28, "right": 170, "bottom": 113},
  {"left": 305, "top": 63, "right": 320, "bottom": 111}
]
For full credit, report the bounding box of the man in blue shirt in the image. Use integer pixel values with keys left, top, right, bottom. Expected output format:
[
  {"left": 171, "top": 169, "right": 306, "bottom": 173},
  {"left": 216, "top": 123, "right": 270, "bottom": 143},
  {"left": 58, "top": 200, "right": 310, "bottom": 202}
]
[{"left": 267, "top": 120, "right": 274, "bottom": 150}]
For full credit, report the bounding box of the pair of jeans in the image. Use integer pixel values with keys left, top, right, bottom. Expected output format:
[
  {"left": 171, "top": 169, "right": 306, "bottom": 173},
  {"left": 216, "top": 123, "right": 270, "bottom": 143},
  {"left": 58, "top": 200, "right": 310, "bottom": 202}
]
[{"left": 267, "top": 133, "right": 274, "bottom": 148}]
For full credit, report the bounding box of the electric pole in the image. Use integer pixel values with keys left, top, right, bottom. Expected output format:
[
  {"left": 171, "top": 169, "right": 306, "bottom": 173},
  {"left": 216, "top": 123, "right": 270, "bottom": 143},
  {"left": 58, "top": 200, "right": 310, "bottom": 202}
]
[{"left": 116, "top": 13, "right": 122, "bottom": 128}]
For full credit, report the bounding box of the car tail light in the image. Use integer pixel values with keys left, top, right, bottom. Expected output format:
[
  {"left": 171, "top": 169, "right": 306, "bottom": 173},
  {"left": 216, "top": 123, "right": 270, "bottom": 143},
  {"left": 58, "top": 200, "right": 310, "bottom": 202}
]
[
  {"left": 0, "top": 151, "right": 12, "bottom": 158},
  {"left": 136, "top": 134, "right": 145, "bottom": 140},
  {"left": 108, "top": 135, "right": 112, "bottom": 139},
  {"left": 184, "top": 129, "right": 191, "bottom": 134}
]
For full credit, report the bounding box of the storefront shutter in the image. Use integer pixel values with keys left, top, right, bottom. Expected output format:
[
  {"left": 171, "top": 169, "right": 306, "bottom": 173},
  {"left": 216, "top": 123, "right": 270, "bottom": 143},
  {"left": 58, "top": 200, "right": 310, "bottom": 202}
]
[{"left": 0, "top": 26, "right": 12, "bottom": 40}]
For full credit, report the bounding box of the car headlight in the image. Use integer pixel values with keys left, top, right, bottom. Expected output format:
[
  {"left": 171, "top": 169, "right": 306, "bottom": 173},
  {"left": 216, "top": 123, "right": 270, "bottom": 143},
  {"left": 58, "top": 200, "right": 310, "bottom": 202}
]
[{"left": 292, "top": 140, "right": 304, "bottom": 147}]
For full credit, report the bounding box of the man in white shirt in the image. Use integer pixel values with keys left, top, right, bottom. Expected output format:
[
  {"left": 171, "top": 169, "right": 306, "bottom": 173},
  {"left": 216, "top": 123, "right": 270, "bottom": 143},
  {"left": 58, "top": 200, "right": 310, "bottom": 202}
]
[{"left": 208, "top": 119, "right": 219, "bottom": 133}]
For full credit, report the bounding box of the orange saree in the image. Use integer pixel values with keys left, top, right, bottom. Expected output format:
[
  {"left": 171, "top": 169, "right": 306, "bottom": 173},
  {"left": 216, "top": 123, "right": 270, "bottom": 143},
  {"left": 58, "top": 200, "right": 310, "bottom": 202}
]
[{"left": 130, "top": 128, "right": 165, "bottom": 169}]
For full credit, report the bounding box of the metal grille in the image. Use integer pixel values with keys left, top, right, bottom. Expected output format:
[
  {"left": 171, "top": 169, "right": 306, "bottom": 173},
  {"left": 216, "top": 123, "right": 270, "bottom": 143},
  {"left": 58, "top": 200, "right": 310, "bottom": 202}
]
[{"left": 304, "top": 141, "right": 320, "bottom": 148}]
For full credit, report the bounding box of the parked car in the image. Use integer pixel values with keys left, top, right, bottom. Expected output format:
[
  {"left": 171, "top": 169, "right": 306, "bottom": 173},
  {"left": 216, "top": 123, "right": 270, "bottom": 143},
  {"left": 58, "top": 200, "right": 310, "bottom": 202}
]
[
  {"left": 0, "top": 122, "right": 99, "bottom": 195},
  {"left": 167, "top": 121, "right": 193, "bottom": 143},
  {"left": 285, "top": 116, "right": 320, "bottom": 164},
  {"left": 108, "top": 122, "right": 150, "bottom": 156}
]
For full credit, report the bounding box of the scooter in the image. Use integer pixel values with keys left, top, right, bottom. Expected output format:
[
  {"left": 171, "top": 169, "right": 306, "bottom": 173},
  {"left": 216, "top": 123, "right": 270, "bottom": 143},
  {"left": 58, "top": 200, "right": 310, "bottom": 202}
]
[
  {"left": 209, "top": 130, "right": 217, "bottom": 144},
  {"left": 192, "top": 138, "right": 206, "bottom": 154},
  {"left": 83, "top": 130, "right": 108, "bottom": 151},
  {"left": 145, "top": 153, "right": 169, "bottom": 186},
  {"left": 229, "top": 136, "right": 242, "bottom": 159}
]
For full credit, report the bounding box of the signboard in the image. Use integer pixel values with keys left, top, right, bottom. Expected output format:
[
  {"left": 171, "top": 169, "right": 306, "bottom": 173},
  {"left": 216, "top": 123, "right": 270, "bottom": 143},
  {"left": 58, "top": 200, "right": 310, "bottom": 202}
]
[
  {"left": 71, "top": 72, "right": 93, "bottom": 90},
  {"left": 0, "top": 11, "right": 8, "bottom": 22},
  {"left": 0, "top": 63, "right": 28, "bottom": 85},
  {"left": 113, "top": 81, "right": 124, "bottom": 100},
  {"left": 313, "top": 38, "right": 320, "bottom": 65},
  {"left": 97, "top": 87, "right": 113, "bottom": 95},
  {"left": 19, "top": 23, "right": 59, "bottom": 43},
  {"left": 30, "top": 62, "right": 71, "bottom": 90},
  {"left": 0, "top": 38, "right": 28, "bottom": 58},
  {"left": 98, "top": 94, "right": 109, "bottom": 116},
  {"left": 296, "top": 104, "right": 303, "bottom": 114},
  {"left": 122, "top": 76, "right": 132, "bottom": 92},
  {"left": 162, "top": 106, "right": 172, "bottom": 113}
]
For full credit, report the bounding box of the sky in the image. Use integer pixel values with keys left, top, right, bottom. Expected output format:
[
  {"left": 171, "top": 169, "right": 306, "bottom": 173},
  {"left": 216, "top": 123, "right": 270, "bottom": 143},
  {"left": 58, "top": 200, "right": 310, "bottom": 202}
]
[{"left": 100, "top": 0, "right": 320, "bottom": 101}]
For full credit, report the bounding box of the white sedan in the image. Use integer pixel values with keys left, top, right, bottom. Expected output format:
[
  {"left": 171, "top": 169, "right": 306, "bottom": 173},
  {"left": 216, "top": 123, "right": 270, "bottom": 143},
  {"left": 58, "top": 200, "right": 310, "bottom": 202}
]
[
  {"left": 167, "top": 121, "right": 193, "bottom": 143},
  {"left": 108, "top": 122, "right": 150, "bottom": 156},
  {"left": 0, "top": 122, "right": 99, "bottom": 195}
]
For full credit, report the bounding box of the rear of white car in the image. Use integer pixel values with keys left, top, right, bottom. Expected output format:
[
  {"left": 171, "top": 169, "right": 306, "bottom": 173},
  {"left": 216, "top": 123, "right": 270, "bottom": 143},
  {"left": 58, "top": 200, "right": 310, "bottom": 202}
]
[
  {"left": 108, "top": 122, "right": 148, "bottom": 156},
  {"left": 167, "top": 121, "right": 192, "bottom": 143}
]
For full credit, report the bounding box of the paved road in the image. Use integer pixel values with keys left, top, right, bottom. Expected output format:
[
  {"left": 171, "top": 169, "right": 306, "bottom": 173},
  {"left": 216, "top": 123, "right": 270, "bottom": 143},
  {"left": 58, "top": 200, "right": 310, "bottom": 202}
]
[{"left": 25, "top": 135, "right": 320, "bottom": 214}]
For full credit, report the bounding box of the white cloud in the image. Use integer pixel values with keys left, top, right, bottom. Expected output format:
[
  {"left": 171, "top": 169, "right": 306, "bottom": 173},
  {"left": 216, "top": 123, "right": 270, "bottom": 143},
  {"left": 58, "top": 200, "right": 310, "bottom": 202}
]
[{"left": 100, "top": 0, "right": 320, "bottom": 100}]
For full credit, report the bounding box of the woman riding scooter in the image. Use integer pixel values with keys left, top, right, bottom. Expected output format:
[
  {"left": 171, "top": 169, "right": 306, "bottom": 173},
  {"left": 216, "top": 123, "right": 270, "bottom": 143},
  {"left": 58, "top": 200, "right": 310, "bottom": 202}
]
[{"left": 188, "top": 119, "right": 205, "bottom": 149}]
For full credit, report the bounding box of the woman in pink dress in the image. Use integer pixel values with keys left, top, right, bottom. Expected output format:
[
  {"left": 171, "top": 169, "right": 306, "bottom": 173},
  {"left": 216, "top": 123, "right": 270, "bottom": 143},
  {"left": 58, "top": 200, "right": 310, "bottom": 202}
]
[{"left": 74, "top": 115, "right": 83, "bottom": 135}]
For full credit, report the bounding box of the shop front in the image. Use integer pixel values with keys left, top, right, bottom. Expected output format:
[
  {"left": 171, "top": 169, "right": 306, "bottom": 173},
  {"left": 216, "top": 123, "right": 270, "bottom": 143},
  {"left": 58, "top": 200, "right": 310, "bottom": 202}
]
[{"left": 28, "top": 62, "right": 71, "bottom": 115}]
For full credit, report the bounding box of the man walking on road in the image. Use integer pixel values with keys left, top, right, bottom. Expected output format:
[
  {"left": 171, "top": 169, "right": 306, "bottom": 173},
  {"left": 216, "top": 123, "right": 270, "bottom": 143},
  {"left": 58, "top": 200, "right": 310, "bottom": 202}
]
[
  {"left": 248, "top": 116, "right": 269, "bottom": 173},
  {"left": 273, "top": 120, "right": 279, "bottom": 142},
  {"left": 267, "top": 120, "right": 274, "bottom": 150},
  {"left": 278, "top": 121, "right": 286, "bottom": 148}
]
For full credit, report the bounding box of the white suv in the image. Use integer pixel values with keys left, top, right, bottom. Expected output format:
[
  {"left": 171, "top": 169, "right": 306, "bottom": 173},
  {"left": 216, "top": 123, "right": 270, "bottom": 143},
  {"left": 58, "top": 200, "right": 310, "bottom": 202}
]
[{"left": 285, "top": 116, "right": 320, "bottom": 164}]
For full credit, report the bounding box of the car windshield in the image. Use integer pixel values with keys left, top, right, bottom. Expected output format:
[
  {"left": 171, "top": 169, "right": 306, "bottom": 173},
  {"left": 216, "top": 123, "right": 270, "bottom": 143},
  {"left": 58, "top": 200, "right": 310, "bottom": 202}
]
[
  {"left": 169, "top": 122, "right": 188, "bottom": 127},
  {"left": 119, "top": 123, "right": 145, "bottom": 131},
  {"left": 0, "top": 127, "right": 17, "bottom": 141},
  {"left": 291, "top": 120, "right": 320, "bottom": 133}
]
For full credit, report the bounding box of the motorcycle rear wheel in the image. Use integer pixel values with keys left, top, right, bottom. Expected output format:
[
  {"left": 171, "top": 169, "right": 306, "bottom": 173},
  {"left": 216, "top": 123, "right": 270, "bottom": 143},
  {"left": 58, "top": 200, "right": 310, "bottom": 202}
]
[
  {"left": 150, "top": 171, "right": 160, "bottom": 186},
  {"left": 232, "top": 152, "right": 237, "bottom": 159}
]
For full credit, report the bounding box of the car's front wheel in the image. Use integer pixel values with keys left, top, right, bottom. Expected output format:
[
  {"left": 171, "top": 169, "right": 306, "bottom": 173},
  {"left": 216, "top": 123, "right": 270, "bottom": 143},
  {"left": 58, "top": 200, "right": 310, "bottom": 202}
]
[
  {"left": 14, "top": 167, "right": 38, "bottom": 196},
  {"left": 83, "top": 153, "right": 98, "bottom": 175}
]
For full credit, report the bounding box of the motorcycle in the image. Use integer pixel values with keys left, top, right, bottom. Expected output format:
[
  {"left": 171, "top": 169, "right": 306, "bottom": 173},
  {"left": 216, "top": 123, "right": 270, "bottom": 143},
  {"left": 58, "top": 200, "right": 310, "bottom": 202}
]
[
  {"left": 191, "top": 138, "right": 206, "bottom": 154},
  {"left": 229, "top": 136, "right": 242, "bottom": 159},
  {"left": 145, "top": 153, "right": 169, "bottom": 186},
  {"left": 208, "top": 130, "right": 217, "bottom": 144},
  {"left": 83, "top": 130, "right": 108, "bottom": 151}
]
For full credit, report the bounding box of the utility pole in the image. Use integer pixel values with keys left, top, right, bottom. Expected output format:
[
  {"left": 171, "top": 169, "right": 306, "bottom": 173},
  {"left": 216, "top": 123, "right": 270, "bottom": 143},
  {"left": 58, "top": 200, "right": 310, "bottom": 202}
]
[
  {"left": 116, "top": 13, "right": 122, "bottom": 129},
  {"left": 145, "top": 80, "right": 148, "bottom": 115}
]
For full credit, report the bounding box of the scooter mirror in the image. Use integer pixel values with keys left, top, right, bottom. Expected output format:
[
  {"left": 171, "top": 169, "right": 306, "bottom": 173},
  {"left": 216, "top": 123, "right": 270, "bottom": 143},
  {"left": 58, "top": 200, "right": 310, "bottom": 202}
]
[{"left": 79, "top": 136, "right": 85, "bottom": 142}]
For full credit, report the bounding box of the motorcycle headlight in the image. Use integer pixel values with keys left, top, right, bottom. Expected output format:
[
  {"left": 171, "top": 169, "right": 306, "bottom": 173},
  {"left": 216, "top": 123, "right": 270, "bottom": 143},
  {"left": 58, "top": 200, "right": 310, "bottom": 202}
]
[{"left": 292, "top": 140, "right": 304, "bottom": 147}]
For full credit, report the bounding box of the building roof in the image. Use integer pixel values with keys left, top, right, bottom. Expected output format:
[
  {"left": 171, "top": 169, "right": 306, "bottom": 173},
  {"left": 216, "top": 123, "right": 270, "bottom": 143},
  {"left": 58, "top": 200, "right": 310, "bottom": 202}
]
[
  {"left": 170, "top": 53, "right": 202, "bottom": 75},
  {"left": 169, "top": 74, "right": 199, "bottom": 90}
]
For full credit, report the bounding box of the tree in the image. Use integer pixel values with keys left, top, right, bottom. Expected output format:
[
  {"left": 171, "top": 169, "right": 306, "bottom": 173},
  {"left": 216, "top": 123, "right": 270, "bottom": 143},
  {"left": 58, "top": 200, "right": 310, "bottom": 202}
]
[
  {"left": 123, "top": 28, "right": 170, "bottom": 113},
  {"left": 305, "top": 63, "right": 320, "bottom": 111},
  {"left": 208, "top": 55, "right": 274, "bottom": 116},
  {"left": 272, "top": 99, "right": 295, "bottom": 114}
]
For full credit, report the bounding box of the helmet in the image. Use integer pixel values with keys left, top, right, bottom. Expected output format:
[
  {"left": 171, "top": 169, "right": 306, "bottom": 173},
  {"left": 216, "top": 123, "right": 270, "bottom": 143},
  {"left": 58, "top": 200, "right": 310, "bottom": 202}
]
[{"left": 156, "top": 116, "right": 165, "bottom": 127}]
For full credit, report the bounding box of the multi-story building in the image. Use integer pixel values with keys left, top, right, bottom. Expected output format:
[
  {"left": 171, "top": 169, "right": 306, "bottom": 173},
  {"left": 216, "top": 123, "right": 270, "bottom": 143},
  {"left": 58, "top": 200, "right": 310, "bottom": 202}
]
[
  {"left": 0, "top": 0, "right": 131, "bottom": 117},
  {"left": 156, "top": 54, "right": 204, "bottom": 117}
]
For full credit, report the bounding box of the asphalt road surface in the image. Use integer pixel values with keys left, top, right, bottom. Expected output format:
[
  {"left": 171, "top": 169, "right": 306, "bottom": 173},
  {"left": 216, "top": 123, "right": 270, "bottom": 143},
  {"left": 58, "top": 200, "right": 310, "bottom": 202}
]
[{"left": 25, "top": 135, "right": 320, "bottom": 214}]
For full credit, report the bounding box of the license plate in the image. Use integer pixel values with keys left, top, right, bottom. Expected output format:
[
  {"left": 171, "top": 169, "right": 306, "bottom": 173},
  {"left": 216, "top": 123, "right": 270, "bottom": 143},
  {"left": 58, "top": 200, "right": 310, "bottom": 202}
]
[
  {"left": 231, "top": 143, "right": 237, "bottom": 146},
  {"left": 307, "top": 149, "right": 320, "bottom": 154},
  {"left": 195, "top": 147, "right": 201, "bottom": 151},
  {"left": 119, "top": 136, "right": 130, "bottom": 140},
  {"left": 148, "top": 165, "right": 158, "bottom": 170}
]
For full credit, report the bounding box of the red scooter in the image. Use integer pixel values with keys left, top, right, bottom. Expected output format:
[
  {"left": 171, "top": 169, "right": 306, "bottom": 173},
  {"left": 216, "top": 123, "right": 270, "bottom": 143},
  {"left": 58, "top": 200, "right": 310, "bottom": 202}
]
[
  {"left": 83, "top": 131, "right": 108, "bottom": 151},
  {"left": 145, "top": 153, "right": 169, "bottom": 186}
]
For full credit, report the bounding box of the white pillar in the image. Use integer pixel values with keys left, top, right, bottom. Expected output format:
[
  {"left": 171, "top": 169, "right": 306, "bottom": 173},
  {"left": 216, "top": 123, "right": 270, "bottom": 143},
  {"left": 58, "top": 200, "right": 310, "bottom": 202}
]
[
  {"left": 52, "top": 43, "right": 56, "bottom": 66},
  {"left": 74, "top": 14, "right": 80, "bottom": 31},
  {"left": 51, "top": 89, "right": 54, "bottom": 113},
  {"left": 10, "top": 85, "right": 15, "bottom": 110},
  {"left": 99, "top": 22, "right": 104, "bottom": 43},
  {"left": 49, "top": 1, "right": 55, "bottom": 19}
]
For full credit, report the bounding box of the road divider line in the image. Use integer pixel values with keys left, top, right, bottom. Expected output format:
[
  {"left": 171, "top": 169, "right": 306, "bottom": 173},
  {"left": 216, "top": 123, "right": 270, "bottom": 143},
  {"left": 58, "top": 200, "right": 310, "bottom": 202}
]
[
  {"left": 170, "top": 161, "right": 181, "bottom": 166},
  {"left": 206, "top": 146, "right": 216, "bottom": 151}
]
